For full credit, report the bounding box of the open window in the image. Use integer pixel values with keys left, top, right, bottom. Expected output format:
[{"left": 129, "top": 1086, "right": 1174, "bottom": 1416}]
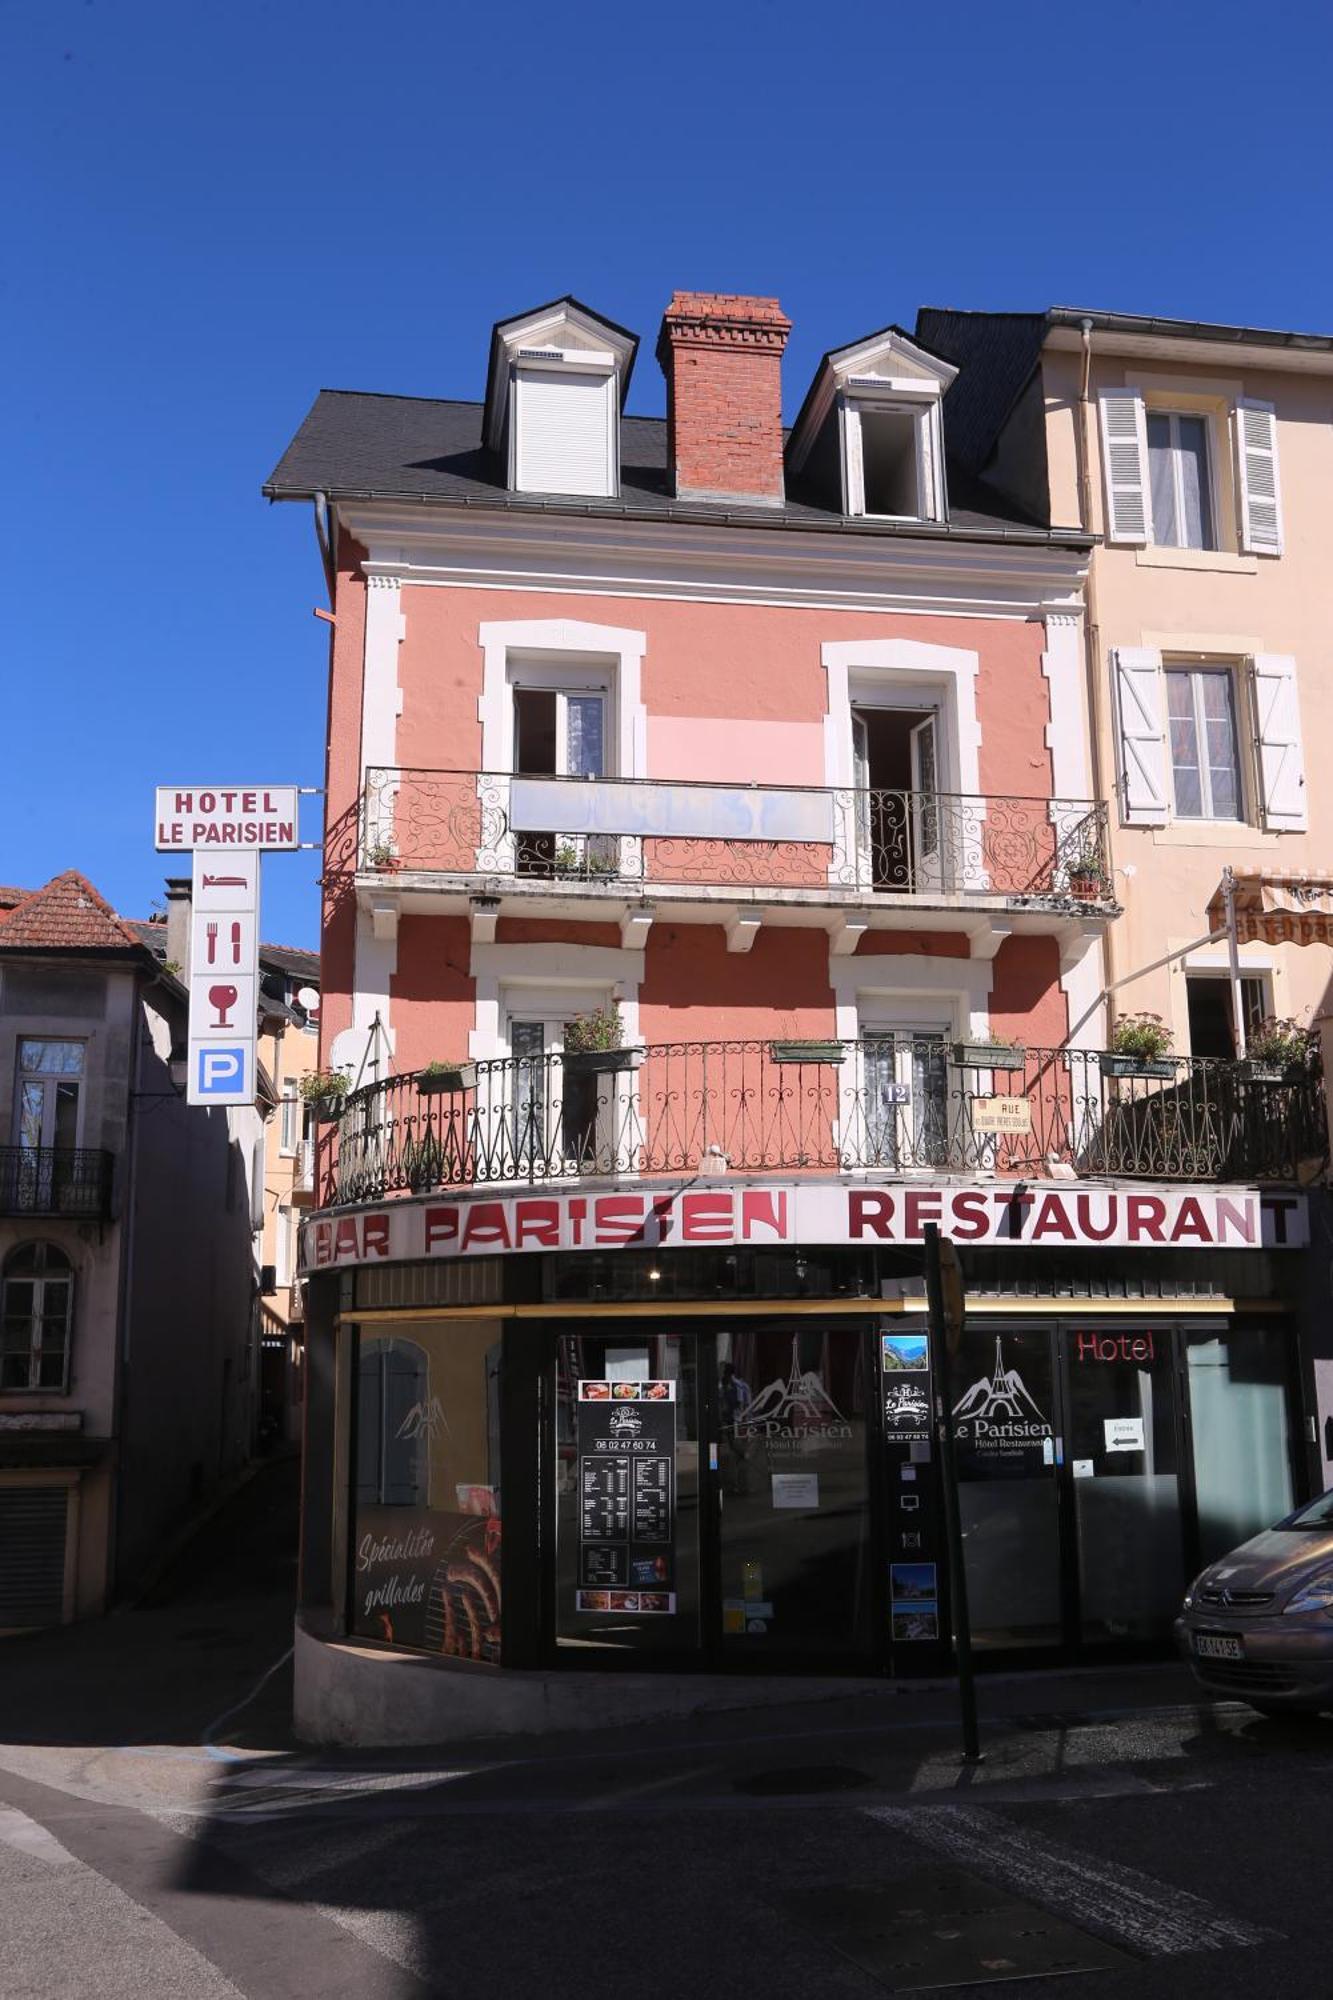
[
  {"left": 851, "top": 706, "right": 945, "bottom": 891},
  {"left": 501, "top": 1004, "right": 637, "bottom": 1179},
  {"left": 1185, "top": 973, "right": 1267, "bottom": 1059},
  {"left": 512, "top": 683, "right": 614, "bottom": 878}
]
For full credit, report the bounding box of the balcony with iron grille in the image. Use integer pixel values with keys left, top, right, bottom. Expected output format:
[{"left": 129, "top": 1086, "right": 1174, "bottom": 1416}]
[
  {"left": 318, "top": 1040, "right": 1326, "bottom": 1209},
  {"left": 357, "top": 770, "right": 1117, "bottom": 953},
  {"left": 0, "top": 1148, "right": 115, "bottom": 1222}
]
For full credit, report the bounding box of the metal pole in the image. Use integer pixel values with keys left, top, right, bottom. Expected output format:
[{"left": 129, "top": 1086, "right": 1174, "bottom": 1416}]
[
  {"left": 1223, "top": 866, "right": 1248, "bottom": 1057},
  {"left": 923, "top": 1223, "right": 982, "bottom": 1764}
]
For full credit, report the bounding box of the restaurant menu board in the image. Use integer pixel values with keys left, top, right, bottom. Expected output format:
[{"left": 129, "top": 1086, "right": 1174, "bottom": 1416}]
[{"left": 575, "top": 1380, "right": 677, "bottom": 1614}]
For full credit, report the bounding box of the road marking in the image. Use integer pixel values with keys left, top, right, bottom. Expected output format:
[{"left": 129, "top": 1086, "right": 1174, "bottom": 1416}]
[
  {"left": 866, "top": 1802, "right": 1274, "bottom": 1956},
  {"left": 0, "top": 1805, "right": 80, "bottom": 1867}
]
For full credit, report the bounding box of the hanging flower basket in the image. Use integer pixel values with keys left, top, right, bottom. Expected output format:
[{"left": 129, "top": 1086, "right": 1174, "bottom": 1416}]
[{"left": 562, "top": 1047, "right": 645, "bottom": 1076}]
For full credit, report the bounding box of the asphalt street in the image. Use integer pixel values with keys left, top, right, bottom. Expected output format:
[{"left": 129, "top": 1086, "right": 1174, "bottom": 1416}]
[{"left": 1, "top": 1456, "right": 1330, "bottom": 1998}]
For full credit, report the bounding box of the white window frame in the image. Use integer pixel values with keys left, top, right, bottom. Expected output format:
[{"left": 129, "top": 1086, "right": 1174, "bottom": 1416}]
[
  {"left": 1184, "top": 968, "right": 1271, "bottom": 1058},
  {"left": 1, "top": 1242, "right": 75, "bottom": 1396},
  {"left": 279, "top": 1077, "right": 300, "bottom": 1156},
  {"left": 1164, "top": 661, "right": 1248, "bottom": 824},
  {"left": 14, "top": 1041, "right": 86, "bottom": 1153},
  {"left": 1146, "top": 408, "right": 1219, "bottom": 551},
  {"left": 841, "top": 393, "right": 945, "bottom": 522},
  {"left": 501, "top": 991, "right": 633, "bottom": 1181}
]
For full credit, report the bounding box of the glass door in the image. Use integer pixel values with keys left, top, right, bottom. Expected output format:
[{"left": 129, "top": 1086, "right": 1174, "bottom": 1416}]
[
  {"left": 908, "top": 713, "right": 944, "bottom": 890},
  {"left": 713, "top": 1323, "right": 874, "bottom": 1663},
  {"left": 1184, "top": 1324, "right": 1297, "bottom": 1568},
  {"left": 952, "top": 1324, "right": 1064, "bottom": 1653},
  {"left": 1061, "top": 1323, "right": 1185, "bottom": 1646}
]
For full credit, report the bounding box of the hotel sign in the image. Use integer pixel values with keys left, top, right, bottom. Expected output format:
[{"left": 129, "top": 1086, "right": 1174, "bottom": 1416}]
[
  {"left": 301, "top": 1181, "right": 1307, "bottom": 1272},
  {"left": 154, "top": 786, "right": 300, "bottom": 851}
]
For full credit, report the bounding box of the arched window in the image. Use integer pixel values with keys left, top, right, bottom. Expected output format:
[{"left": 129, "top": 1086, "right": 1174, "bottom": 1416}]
[{"left": 1, "top": 1243, "right": 74, "bottom": 1392}]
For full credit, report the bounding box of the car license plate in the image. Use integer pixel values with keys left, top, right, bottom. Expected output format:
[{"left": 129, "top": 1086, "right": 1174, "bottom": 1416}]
[{"left": 1194, "top": 1633, "right": 1244, "bottom": 1661}]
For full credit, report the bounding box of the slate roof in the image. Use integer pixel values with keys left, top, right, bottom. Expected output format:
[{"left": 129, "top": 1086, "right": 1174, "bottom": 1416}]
[
  {"left": 913, "top": 310, "right": 1049, "bottom": 479},
  {"left": 0, "top": 871, "right": 148, "bottom": 955},
  {"left": 264, "top": 390, "right": 1086, "bottom": 545}
]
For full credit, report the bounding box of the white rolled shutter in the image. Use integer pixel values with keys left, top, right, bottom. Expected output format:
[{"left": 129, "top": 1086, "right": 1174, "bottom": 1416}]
[
  {"left": 514, "top": 368, "right": 614, "bottom": 497},
  {"left": 1235, "top": 400, "right": 1284, "bottom": 555},
  {"left": 1112, "top": 647, "right": 1169, "bottom": 825},
  {"left": 1098, "top": 388, "right": 1151, "bottom": 544},
  {"left": 1251, "top": 655, "right": 1307, "bottom": 830}
]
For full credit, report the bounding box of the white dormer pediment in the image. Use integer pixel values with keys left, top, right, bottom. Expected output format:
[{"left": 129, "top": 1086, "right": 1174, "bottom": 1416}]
[
  {"left": 484, "top": 297, "right": 638, "bottom": 466},
  {"left": 787, "top": 324, "right": 957, "bottom": 477}
]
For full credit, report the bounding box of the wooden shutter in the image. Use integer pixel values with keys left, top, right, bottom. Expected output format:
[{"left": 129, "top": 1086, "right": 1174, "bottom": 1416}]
[
  {"left": 1112, "top": 648, "right": 1169, "bottom": 824},
  {"left": 1251, "top": 655, "right": 1307, "bottom": 830},
  {"left": 1235, "top": 400, "right": 1284, "bottom": 555},
  {"left": 0, "top": 1488, "right": 67, "bottom": 1627},
  {"left": 515, "top": 368, "right": 613, "bottom": 498},
  {"left": 1098, "top": 388, "right": 1151, "bottom": 544}
]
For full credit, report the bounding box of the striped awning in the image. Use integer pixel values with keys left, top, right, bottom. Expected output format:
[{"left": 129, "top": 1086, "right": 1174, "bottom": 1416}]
[{"left": 1207, "top": 869, "right": 1333, "bottom": 946}]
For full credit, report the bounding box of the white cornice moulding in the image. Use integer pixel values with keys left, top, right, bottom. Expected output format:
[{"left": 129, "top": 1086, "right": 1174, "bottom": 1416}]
[{"left": 347, "top": 508, "right": 1088, "bottom": 624}]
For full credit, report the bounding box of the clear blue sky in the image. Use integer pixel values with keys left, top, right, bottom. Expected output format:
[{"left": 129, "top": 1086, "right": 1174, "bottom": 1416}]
[{"left": 6, "top": 0, "right": 1331, "bottom": 947}]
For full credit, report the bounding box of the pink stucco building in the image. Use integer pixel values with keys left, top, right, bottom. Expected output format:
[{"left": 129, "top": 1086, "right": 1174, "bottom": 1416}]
[{"left": 268, "top": 293, "right": 1326, "bottom": 1743}]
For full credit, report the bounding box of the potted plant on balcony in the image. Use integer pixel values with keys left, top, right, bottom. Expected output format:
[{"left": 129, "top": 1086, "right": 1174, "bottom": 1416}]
[
  {"left": 1101, "top": 1013, "right": 1175, "bottom": 1079},
  {"left": 401, "top": 1128, "right": 445, "bottom": 1192},
  {"left": 769, "top": 1038, "right": 846, "bottom": 1064},
  {"left": 365, "top": 840, "right": 399, "bottom": 872},
  {"left": 300, "top": 1068, "right": 350, "bottom": 1122},
  {"left": 417, "top": 1057, "right": 477, "bottom": 1095},
  {"left": 1240, "top": 1017, "right": 1313, "bottom": 1084},
  {"left": 1066, "top": 843, "right": 1110, "bottom": 903},
  {"left": 561, "top": 1005, "right": 644, "bottom": 1075},
  {"left": 952, "top": 1030, "right": 1027, "bottom": 1069}
]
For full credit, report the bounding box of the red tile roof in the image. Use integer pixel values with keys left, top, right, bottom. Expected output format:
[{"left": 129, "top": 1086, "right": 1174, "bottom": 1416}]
[
  {"left": 0, "top": 884, "right": 30, "bottom": 910},
  {"left": 0, "top": 871, "right": 148, "bottom": 954}
]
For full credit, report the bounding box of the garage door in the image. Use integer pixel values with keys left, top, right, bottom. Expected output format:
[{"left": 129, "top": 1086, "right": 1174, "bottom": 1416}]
[{"left": 0, "top": 1487, "right": 68, "bottom": 1627}]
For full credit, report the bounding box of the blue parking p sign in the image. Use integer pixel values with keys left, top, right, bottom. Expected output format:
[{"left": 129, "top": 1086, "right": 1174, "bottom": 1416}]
[{"left": 193, "top": 1045, "right": 249, "bottom": 1101}]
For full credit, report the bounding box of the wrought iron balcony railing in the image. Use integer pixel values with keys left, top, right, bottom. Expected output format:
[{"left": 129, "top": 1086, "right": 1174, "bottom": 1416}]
[
  {"left": 320, "top": 1040, "right": 1325, "bottom": 1208},
  {"left": 360, "top": 769, "right": 1114, "bottom": 903},
  {"left": 0, "top": 1148, "right": 115, "bottom": 1221}
]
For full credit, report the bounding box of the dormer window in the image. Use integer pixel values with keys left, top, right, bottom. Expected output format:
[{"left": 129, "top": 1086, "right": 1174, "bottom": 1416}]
[
  {"left": 483, "top": 298, "right": 638, "bottom": 503},
  {"left": 786, "top": 326, "right": 957, "bottom": 525}
]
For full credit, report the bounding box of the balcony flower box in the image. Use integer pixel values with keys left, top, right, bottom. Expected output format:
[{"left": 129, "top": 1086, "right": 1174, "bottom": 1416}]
[
  {"left": 1099, "top": 1053, "right": 1176, "bottom": 1080},
  {"left": 1067, "top": 868, "right": 1109, "bottom": 903},
  {"left": 299, "top": 1071, "right": 349, "bottom": 1124},
  {"left": 952, "top": 1040, "right": 1026, "bottom": 1070},
  {"left": 769, "top": 1040, "right": 845, "bottom": 1065},
  {"left": 1239, "top": 1059, "right": 1303, "bottom": 1086},
  {"left": 417, "top": 1062, "right": 476, "bottom": 1096},
  {"left": 562, "top": 1046, "right": 644, "bottom": 1077}
]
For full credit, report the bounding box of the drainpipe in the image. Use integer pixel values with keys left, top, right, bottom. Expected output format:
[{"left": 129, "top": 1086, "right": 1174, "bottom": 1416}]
[
  {"left": 312, "top": 490, "right": 336, "bottom": 602},
  {"left": 1074, "top": 317, "right": 1118, "bottom": 1025},
  {"left": 1222, "top": 866, "right": 1248, "bottom": 1056}
]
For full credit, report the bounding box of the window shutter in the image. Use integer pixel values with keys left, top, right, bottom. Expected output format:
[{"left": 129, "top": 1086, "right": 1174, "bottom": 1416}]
[
  {"left": 1251, "top": 654, "right": 1307, "bottom": 830},
  {"left": 1235, "top": 400, "right": 1284, "bottom": 555},
  {"left": 1112, "top": 647, "right": 1169, "bottom": 825},
  {"left": 840, "top": 400, "right": 864, "bottom": 514},
  {"left": 514, "top": 368, "right": 614, "bottom": 497},
  {"left": 1098, "top": 388, "right": 1151, "bottom": 544}
]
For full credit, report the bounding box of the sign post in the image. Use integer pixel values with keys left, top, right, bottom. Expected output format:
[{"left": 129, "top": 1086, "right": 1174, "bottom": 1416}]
[
  {"left": 154, "top": 785, "right": 303, "bottom": 1106},
  {"left": 924, "top": 1222, "right": 982, "bottom": 1764}
]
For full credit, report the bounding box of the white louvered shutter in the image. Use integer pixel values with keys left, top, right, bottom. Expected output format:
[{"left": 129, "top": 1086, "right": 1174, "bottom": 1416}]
[
  {"left": 514, "top": 368, "right": 613, "bottom": 497},
  {"left": 1098, "top": 388, "right": 1151, "bottom": 544},
  {"left": 1251, "top": 655, "right": 1307, "bottom": 830},
  {"left": 1235, "top": 400, "right": 1284, "bottom": 556},
  {"left": 1112, "top": 648, "right": 1169, "bottom": 824}
]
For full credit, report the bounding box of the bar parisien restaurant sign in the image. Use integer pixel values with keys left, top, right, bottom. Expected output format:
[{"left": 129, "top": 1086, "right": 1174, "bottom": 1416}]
[{"left": 301, "top": 1181, "right": 1307, "bottom": 1272}]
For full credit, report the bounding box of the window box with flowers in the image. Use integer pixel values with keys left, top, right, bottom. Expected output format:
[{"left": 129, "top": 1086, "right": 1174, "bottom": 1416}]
[
  {"left": 561, "top": 1006, "right": 644, "bottom": 1075},
  {"left": 416, "top": 1059, "right": 477, "bottom": 1096},
  {"left": 1101, "top": 1014, "right": 1175, "bottom": 1079},
  {"left": 952, "top": 1035, "right": 1028, "bottom": 1071},
  {"left": 299, "top": 1069, "right": 351, "bottom": 1122},
  {"left": 1239, "top": 1018, "right": 1313, "bottom": 1085}
]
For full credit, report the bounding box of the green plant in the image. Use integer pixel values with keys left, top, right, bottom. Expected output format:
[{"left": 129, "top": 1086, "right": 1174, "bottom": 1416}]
[
  {"left": 1246, "top": 1016, "right": 1313, "bottom": 1067},
  {"left": 554, "top": 842, "right": 579, "bottom": 872},
  {"left": 973, "top": 1030, "right": 1024, "bottom": 1049},
  {"left": 366, "top": 840, "right": 396, "bottom": 868},
  {"left": 419, "top": 1059, "right": 466, "bottom": 1079},
  {"left": 1111, "top": 1012, "right": 1172, "bottom": 1059},
  {"left": 161, "top": 958, "right": 182, "bottom": 976},
  {"left": 563, "top": 1005, "right": 624, "bottom": 1054},
  {"left": 300, "top": 1068, "right": 349, "bottom": 1103}
]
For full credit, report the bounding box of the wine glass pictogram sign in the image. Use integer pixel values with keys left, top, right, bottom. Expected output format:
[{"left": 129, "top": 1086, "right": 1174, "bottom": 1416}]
[{"left": 208, "top": 983, "right": 239, "bottom": 1028}]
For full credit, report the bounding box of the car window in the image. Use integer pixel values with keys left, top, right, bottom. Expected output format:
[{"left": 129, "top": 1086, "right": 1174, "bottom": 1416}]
[{"left": 1287, "top": 1490, "right": 1333, "bottom": 1529}]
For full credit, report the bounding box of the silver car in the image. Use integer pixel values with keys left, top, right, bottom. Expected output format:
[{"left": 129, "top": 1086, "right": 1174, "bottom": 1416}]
[{"left": 1176, "top": 1489, "right": 1333, "bottom": 1715}]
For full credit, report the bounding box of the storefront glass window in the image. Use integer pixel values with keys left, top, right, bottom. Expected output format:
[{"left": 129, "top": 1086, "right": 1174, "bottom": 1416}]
[
  {"left": 953, "top": 1326, "right": 1062, "bottom": 1651},
  {"left": 1186, "top": 1328, "right": 1294, "bottom": 1565},
  {"left": 350, "top": 1320, "right": 502, "bottom": 1660}
]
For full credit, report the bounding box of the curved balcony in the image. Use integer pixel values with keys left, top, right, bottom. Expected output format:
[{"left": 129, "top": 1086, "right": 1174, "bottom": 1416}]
[{"left": 319, "top": 1040, "right": 1326, "bottom": 1209}]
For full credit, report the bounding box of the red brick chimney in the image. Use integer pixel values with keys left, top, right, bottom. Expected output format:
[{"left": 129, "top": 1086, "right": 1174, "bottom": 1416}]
[{"left": 656, "top": 292, "right": 792, "bottom": 505}]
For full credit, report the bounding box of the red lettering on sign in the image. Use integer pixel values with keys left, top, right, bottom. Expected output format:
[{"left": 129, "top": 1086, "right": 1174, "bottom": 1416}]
[
  {"left": 592, "top": 1195, "right": 649, "bottom": 1247},
  {"left": 334, "top": 1217, "right": 361, "bottom": 1262},
  {"left": 423, "top": 1205, "right": 460, "bottom": 1251},
  {"left": 361, "top": 1214, "right": 390, "bottom": 1260},
  {"left": 741, "top": 1188, "right": 788, "bottom": 1241},
  {"left": 310, "top": 1220, "right": 332, "bottom": 1267},
  {"left": 848, "top": 1190, "right": 895, "bottom": 1239},
  {"left": 460, "top": 1203, "right": 510, "bottom": 1252},
  {"left": 513, "top": 1199, "right": 561, "bottom": 1248},
  {"left": 949, "top": 1190, "right": 990, "bottom": 1239},
  {"left": 567, "top": 1198, "right": 586, "bottom": 1246},
  {"left": 680, "top": 1193, "right": 733, "bottom": 1242},
  {"left": 1074, "top": 1192, "right": 1118, "bottom": 1242},
  {"left": 1168, "top": 1196, "right": 1211, "bottom": 1243},
  {"left": 1031, "top": 1192, "right": 1076, "bottom": 1241},
  {"left": 199, "top": 791, "right": 216, "bottom": 813},
  {"left": 242, "top": 792, "right": 256, "bottom": 813},
  {"left": 1126, "top": 1195, "right": 1166, "bottom": 1242},
  {"left": 904, "top": 1190, "right": 942, "bottom": 1237}
]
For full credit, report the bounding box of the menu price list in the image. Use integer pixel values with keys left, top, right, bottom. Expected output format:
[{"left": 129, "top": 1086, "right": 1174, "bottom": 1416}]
[{"left": 575, "top": 1380, "right": 677, "bottom": 1616}]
